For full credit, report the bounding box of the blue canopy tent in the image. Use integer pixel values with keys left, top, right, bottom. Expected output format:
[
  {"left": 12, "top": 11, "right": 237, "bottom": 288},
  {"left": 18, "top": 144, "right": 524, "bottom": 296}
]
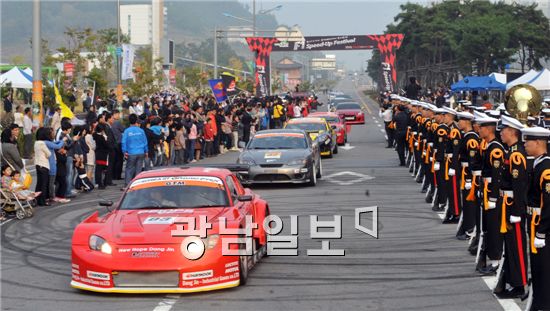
[{"left": 451, "top": 75, "right": 506, "bottom": 92}]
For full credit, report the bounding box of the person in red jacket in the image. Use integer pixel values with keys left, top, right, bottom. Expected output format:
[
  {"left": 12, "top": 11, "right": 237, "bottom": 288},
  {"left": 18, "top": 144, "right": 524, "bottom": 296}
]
[{"left": 204, "top": 118, "right": 215, "bottom": 157}]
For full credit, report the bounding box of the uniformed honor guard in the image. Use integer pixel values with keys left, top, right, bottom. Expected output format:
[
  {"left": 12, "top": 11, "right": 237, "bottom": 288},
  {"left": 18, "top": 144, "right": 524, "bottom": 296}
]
[
  {"left": 456, "top": 111, "right": 479, "bottom": 240},
  {"left": 492, "top": 115, "right": 529, "bottom": 299},
  {"left": 432, "top": 108, "right": 449, "bottom": 212},
  {"left": 523, "top": 126, "right": 550, "bottom": 311},
  {"left": 476, "top": 114, "right": 505, "bottom": 274},
  {"left": 442, "top": 107, "right": 462, "bottom": 224}
]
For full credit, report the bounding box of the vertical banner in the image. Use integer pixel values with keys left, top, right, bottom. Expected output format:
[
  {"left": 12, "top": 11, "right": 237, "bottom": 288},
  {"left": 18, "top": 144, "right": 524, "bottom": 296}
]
[
  {"left": 380, "top": 62, "right": 393, "bottom": 92},
  {"left": 246, "top": 37, "right": 279, "bottom": 97},
  {"left": 221, "top": 72, "right": 237, "bottom": 96},
  {"left": 121, "top": 44, "right": 135, "bottom": 81},
  {"left": 169, "top": 69, "right": 177, "bottom": 86},
  {"left": 208, "top": 79, "right": 228, "bottom": 103},
  {"left": 64, "top": 62, "right": 74, "bottom": 79}
]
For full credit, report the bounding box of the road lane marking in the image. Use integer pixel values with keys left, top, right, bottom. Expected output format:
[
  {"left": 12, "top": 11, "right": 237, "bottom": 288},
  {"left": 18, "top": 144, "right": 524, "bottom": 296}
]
[
  {"left": 355, "top": 88, "right": 372, "bottom": 115},
  {"left": 481, "top": 277, "right": 522, "bottom": 311},
  {"left": 324, "top": 171, "right": 374, "bottom": 185},
  {"left": 153, "top": 295, "right": 180, "bottom": 311}
]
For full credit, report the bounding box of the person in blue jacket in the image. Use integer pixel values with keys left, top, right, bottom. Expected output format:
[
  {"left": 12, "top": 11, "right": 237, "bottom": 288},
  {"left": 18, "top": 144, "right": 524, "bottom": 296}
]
[{"left": 122, "top": 114, "right": 148, "bottom": 188}]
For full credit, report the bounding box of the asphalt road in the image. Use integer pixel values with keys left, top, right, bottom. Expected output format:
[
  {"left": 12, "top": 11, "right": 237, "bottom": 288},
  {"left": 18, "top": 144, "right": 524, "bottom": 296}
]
[{"left": 1, "top": 79, "right": 518, "bottom": 311}]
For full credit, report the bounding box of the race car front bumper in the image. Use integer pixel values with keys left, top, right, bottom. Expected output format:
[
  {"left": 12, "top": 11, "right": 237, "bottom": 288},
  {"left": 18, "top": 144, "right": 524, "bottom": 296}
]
[{"left": 240, "top": 165, "right": 311, "bottom": 184}]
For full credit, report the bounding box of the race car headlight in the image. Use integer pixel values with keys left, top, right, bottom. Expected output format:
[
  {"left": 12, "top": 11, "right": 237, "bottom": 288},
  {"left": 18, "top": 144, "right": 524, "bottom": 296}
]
[
  {"left": 89, "top": 235, "right": 112, "bottom": 254},
  {"left": 358, "top": 112, "right": 363, "bottom": 116},
  {"left": 288, "top": 158, "right": 307, "bottom": 166},
  {"left": 238, "top": 156, "right": 256, "bottom": 165}
]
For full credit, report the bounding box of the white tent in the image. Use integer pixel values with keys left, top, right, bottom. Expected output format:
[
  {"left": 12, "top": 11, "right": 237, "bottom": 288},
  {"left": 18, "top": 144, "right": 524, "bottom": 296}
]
[
  {"left": 23, "top": 67, "right": 32, "bottom": 76},
  {"left": 506, "top": 69, "right": 539, "bottom": 90},
  {"left": 489, "top": 72, "right": 506, "bottom": 84},
  {"left": 0, "top": 67, "right": 33, "bottom": 89},
  {"left": 526, "top": 68, "right": 550, "bottom": 91}
]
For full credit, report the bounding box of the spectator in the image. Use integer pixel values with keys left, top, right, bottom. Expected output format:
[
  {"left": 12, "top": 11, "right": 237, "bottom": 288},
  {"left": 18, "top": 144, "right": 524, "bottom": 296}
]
[
  {"left": 22, "top": 107, "right": 34, "bottom": 159},
  {"left": 54, "top": 144, "right": 70, "bottom": 202},
  {"left": 84, "top": 123, "right": 96, "bottom": 184},
  {"left": 405, "top": 76, "right": 422, "bottom": 100},
  {"left": 9, "top": 170, "right": 40, "bottom": 201},
  {"left": 50, "top": 106, "right": 62, "bottom": 132},
  {"left": 44, "top": 128, "right": 66, "bottom": 203},
  {"left": 122, "top": 114, "right": 148, "bottom": 188},
  {"left": 110, "top": 110, "right": 125, "bottom": 181},
  {"left": 173, "top": 123, "right": 186, "bottom": 165},
  {"left": 93, "top": 123, "right": 111, "bottom": 189},
  {"left": 204, "top": 118, "right": 215, "bottom": 157},
  {"left": 13, "top": 105, "right": 24, "bottom": 127},
  {"left": 34, "top": 127, "right": 52, "bottom": 206},
  {"left": 83, "top": 90, "right": 92, "bottom": 112},
  {"left": 1, "top": 126, "right": 24, "bottom": 171},
  {"left": 184, "top": 113, "right": 197, "bottom": 163}
]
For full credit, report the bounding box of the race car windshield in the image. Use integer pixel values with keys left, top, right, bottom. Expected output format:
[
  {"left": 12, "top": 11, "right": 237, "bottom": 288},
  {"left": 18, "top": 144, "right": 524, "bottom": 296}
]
[
  {"left": 318, "top": 116, "right": 339, "bottom": 123},
  {"left": 248, "top": 135, "right": 307, "bottom": 149},
  {"left": 336, "top": 103, "right": 362, "bottom": 110},
  {"left": 286, "top": 123, "right": 326, "bottom": 132},
  {"left": 119, "top": 177, "right": 229, "bottom": 209}
]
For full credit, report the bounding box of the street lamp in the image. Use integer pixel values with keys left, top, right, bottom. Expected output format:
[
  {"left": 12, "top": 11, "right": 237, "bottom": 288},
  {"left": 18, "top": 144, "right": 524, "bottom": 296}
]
[{"left": 222, "top": 2, "right": 282, "bottom": 36}]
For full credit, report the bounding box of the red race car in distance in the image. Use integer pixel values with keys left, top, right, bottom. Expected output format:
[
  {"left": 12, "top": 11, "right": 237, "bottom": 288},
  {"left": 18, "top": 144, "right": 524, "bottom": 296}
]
[
  {"left": 71, "top": 165, "right": 270, "bottom": 294},
  {"left": 333, "top": 102, "right": 365, "bottom": 125},
  {"left": 309, "top": 112, "right": 349, "bottom": 145}
]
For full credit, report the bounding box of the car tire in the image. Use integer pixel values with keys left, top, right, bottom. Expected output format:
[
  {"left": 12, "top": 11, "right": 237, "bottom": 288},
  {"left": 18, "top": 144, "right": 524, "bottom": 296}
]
[
  {"left": 334, "top": 144, "right": 338, "bottom": 154},
  {"left": 327, "top": 148, "right": 333, "bottom": 158},
  {"left": 308, "top": 164, "right": 317, "bottom": 186},
  {"left": 316, "top": 160, "right": 323, "bottom": 178},
  {"left": 345, "top": 135, "right": 348, "bottom": 143},
  {"left": 239, "top": 246, "right": 249, "bottom": 285}
]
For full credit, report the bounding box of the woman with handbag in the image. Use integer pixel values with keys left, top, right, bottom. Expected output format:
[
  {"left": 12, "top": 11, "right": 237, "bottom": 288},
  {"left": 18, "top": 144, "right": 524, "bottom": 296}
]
[{"left": 34, "top": 127, "right": 52, "bottom": 206}]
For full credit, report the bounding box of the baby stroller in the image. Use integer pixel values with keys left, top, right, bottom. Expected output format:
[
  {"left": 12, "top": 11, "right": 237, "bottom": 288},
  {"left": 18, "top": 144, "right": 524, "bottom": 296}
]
[{"left": 0, "top": 188, "right": 34, "bottom": 220}]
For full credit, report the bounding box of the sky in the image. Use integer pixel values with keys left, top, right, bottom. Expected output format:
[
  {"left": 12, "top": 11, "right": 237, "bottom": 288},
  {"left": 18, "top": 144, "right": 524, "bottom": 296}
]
[{"left": 254, "top": 0, "right": 427, "bottom": 70}]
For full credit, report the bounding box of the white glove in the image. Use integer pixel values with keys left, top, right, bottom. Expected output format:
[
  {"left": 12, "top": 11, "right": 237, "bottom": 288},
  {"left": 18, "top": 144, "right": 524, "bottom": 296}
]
[
  {"left": 534, "top": 237, "right": 546, "bottom": 248},
  {"left": 448, "top": 168, "right": 456, "bottom": 176},
  {"left": 414, "top": 142, "right": 418, "bottom": 147},
  {"left": 429, "top": 157, "right": 433, "bottom": 162},
  {"left": 464, "top": 181, "right": 472, "bottom": 190},
  {"left": 434, "top": 162, "right": 440, "bottom": 171},
  {"left": 422, "top": 151, "right": 427, "bottom": 157},
  {"left": 487, "top": 201, "right": 496, "bottom": 209},
  {"left": 509, "top": 216, "right": 521, "bottom": 224}
]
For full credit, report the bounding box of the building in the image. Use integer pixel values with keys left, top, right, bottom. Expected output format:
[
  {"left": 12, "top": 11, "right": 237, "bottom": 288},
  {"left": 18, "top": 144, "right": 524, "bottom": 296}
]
[
  {"left": 120, "top": 1, "right": 167, "bottom": 63},
  {"left": 274, "top": 57, "right": 303, "bottom": 90}
]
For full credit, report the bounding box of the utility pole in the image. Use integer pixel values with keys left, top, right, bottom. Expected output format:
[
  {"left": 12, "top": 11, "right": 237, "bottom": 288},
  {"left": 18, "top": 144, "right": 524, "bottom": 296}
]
[
  {"left": 252, "top": 0, "right": 256, "bottom": 37},
  {"left": 32, "top": 0, "right": 43, "bottom": 125},
  {"left": 116, "top": 0, "right": 122, "bottom": 109},
  {"left": 214, "top": 26, "right": 218, "bottom": 79}
]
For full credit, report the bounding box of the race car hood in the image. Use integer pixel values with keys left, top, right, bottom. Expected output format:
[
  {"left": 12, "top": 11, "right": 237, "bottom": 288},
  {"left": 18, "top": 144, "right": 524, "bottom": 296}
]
[
  {"left": 104, "top": 208, "right": 228, "bottom": 245},
  {"left": 243, "top": 149, "right": 311, "bottom": 165}
]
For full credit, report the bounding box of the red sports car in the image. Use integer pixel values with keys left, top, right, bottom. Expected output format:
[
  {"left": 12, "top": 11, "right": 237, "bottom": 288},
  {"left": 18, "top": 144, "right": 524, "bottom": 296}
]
[
  {"left": 71, "top": 166, "right": 270, "bottom": 293},
  {"left": 309, "top": 112, "right": 349, "bottom": 145},
  {"left": 334, "top": 102, "right": 365, "bottom": 125}
]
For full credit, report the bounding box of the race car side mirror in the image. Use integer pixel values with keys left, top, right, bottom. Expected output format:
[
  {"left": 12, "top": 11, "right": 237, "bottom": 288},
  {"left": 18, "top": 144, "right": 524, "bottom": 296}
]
[
  {"left": 237, "top": 195, "right": 252, "bottom": 202},
  {"left": 99, "top": 200, "right": 113, "bottom": 207}
]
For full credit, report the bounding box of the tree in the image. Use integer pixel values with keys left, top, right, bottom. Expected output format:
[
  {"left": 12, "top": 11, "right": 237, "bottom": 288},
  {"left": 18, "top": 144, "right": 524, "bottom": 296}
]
[{"left": 126, "top": 47, "right": 164, "bottom": 97}]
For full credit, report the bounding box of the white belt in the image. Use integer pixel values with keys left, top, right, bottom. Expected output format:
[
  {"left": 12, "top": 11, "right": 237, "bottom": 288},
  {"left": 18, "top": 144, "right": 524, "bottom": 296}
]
[
  {"left": 461, "top": 162, "right": 469, "bottom": 167},
  {"left": 484, "top": 177, "right": 492, "bottom": 183},
  {"left": 446, "top": 154, "right": 453, "bottom": 158},
  {"left": 428, "top": 143, "right": 433, "bottom": 147},
  {"left": 472, "top": 170, "right": 482, "bottom": 176},
  {"left": 500, "top": 190, "right": 514, "bottom": 198},
  {"left": 527, "top": 206, "right": 541, "bottom": 215},
  {"left": 413, "top": 131, "right": 417, "bottom": 135}
]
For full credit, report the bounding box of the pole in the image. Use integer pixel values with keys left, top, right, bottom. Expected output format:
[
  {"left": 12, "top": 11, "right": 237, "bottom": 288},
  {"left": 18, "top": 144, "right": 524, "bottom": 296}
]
[
  {"left": 214, "top": 27, "right": 218, "bottom": 79},
  {"left": 32, "top": 0, "right": 43, "bottom": 125},
  {"left": 116, "top": 0, "right": 122, "bottom": 109}
]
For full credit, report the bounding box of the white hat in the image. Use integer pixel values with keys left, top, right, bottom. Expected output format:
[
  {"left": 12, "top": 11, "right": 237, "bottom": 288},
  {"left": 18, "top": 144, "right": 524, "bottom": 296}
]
[
  {"left": 521, "top": 126, "right": 550, "bottom": 140},
  {"left": 486, "top": 110, "right": 501, "bottom": 118},
  {"left": 457, "top": 111, "right": 474, "bottom": 120},
  {"left": 500, "top": 115, "right": 524, "bottom": 130},
  {"left": 474, "top": 111, "right": 498, "bottom": 126},
  {"left": 541, "top": 108, "right": 550, "bottom": 115},
  {"left": 543, "top": 97, "right": 550, "bottom": 103},
  {"left": 497, "top": 103, "right": 506, "bottom": 111},
  {"left": 441, "top": 106, "right": 457, "bottom": 115}
]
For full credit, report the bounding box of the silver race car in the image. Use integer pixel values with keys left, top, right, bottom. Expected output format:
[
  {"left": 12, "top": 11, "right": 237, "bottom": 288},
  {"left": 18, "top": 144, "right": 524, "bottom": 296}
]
[{"left": 237, "top": 129, "right": 322, "bottom": 186}]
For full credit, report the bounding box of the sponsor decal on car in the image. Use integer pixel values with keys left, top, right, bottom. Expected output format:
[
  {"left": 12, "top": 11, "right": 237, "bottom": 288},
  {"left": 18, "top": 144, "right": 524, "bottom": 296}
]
[
  {"left": 142, "top": 217, "right": 176, "bottom": 225},
  {"left": 182, "top": 270, "right": 214, "bottom": 280},
  {"left": 129, "top": 176, "right": 224, "bottom": 191},
  {"left": 264, "top": 152, "right": 282, "bottom": 159},
  {"left": 87, "top": 270, "right": 111, "bottom": 281}
]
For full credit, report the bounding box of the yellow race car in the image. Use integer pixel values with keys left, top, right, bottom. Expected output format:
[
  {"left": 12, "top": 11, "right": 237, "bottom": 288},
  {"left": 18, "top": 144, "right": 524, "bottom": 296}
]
[{"left": 285, "top": 117, "right": 338, "bottom": 158}]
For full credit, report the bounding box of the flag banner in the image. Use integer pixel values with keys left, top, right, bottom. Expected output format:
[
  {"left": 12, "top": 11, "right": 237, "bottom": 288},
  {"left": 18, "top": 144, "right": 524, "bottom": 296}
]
[
  {"left": 221, "top": 72, "right": 237, "bottom": 96},
  {"left": 121, "top": 44, "right": 135, "bottom": 80},
  {"left": 208, "top": 79, "right": 228, "bottom": 103},
  {"left": 54, "top": 84, "right": 75, "bottom": 119}
]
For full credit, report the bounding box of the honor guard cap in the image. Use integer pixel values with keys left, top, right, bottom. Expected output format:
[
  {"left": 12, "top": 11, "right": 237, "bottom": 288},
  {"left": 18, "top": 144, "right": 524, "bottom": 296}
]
[
  {"left": 457, "top": 111, "right": 474, "bottom": 120},
  {"left": 441, "top": 106, "right": 457, "bottom": 115},
  {"left": 500, "top": 115, "right": 524, "bottom": 130},
  {"left": 521, "top": 126, "right": 550, "bottom": 141}
]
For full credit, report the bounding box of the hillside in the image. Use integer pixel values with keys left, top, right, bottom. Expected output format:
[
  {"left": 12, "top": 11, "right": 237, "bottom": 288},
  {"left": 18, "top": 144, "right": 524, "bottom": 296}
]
[{"left": 0, "top": 0, "right": 278, "bottom": 63}]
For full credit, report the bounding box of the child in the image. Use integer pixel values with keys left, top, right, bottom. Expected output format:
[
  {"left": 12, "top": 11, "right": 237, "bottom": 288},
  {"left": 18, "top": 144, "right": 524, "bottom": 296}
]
[
  {"left": 9, "top": 170, "right": 41, "bottom": 201},
  {"left": 74, "top": 155, "right": 94, "bottom": 192},
  {"left": 2, "top": 165, "right": 13, "bottom": 189}
]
